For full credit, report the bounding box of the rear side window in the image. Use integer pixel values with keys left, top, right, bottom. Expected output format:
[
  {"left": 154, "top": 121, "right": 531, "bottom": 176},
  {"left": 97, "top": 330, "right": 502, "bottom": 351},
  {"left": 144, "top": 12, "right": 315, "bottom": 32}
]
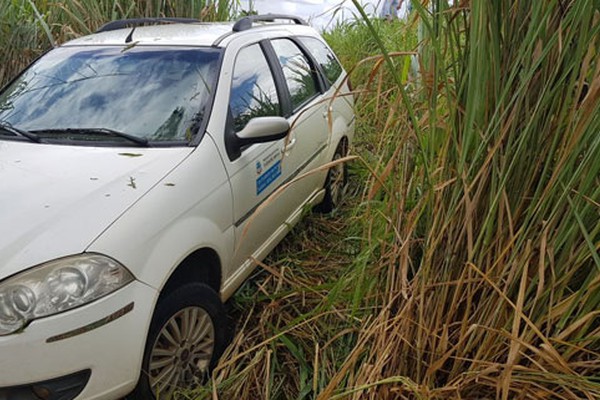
[
  {"left": 230, "top": 44, "right": 280, "bottom": 132},
  {"left": 299, "top": 37, "right": 343, "bottom": 85},
  {"left": 271, "top": 39, "right": 319, "bottom": 111}
]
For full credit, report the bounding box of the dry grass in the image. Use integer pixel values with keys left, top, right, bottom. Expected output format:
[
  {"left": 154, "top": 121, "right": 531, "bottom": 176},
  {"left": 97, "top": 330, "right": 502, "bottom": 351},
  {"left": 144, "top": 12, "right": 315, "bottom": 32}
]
[{"left": 209, "top": 183, "right": 368, "bottom": 400}]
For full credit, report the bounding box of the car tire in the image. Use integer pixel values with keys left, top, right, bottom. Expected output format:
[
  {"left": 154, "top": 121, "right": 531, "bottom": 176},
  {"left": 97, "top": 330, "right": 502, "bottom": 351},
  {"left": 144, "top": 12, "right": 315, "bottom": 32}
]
[
  {"left": 129, "top": 283, "right": 226, "bottom": 399},
  {"left": 316, "top": 140, "right": 348, "bottom": 213}
]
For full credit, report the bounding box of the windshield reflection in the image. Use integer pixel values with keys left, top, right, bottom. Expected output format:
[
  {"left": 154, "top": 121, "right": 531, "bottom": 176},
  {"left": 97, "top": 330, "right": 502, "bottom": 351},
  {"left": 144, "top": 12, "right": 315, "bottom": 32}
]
[{"left": 0, "top": 46, "right": 221, "bottom": 144}]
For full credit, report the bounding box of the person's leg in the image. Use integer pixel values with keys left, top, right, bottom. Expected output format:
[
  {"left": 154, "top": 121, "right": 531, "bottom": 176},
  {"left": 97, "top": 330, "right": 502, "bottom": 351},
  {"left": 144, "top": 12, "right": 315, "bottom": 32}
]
[
  {"left": 380, "top": 0, "right": 393, "bottom": 18},
  {"left": 390, "top": 0, "right": 399, "bottom": 18}
]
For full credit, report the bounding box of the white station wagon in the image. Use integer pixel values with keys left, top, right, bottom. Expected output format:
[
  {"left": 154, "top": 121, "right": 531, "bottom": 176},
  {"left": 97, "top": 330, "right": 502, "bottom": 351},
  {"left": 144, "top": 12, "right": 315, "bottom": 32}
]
[{"left": 0, "top": 15, "right": 354, "bottom": 400}]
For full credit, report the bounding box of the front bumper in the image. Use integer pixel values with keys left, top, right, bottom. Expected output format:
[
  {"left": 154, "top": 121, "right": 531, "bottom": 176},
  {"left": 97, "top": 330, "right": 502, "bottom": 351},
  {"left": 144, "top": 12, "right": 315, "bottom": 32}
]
[
  {"left": 0, "top": 280, "right": 157, "bottom": 400},
  {"left": 0, "top": 370, "right": 91, "bottom": 400}
]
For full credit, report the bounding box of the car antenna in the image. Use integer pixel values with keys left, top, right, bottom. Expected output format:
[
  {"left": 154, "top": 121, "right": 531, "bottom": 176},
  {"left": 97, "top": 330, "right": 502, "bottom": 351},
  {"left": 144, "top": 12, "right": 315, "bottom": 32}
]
[{"left": 125, "top": 27, "right": 136, "bottom": 43}]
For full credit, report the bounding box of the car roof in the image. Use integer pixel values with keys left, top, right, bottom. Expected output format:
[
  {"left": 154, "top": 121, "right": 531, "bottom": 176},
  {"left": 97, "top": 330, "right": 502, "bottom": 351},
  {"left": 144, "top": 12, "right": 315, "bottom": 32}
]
[
  {"left": 63, "top": 15, "right": 321, "bottom": 48},
  {"left": 65, "top": 22, "right": 235, "bottom": 47}
]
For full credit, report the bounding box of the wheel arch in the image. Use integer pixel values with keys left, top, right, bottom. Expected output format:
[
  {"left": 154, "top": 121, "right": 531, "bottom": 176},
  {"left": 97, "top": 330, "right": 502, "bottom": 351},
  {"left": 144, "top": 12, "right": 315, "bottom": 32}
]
[
  {"left": 337, "top": 134, "right": 349, "bottom": 155},
  {"left": 327, "top": 114, "right": 351, "bottom": 162},
  {"left": 158, "top": 247, "right": 222, "bottom": 300}
]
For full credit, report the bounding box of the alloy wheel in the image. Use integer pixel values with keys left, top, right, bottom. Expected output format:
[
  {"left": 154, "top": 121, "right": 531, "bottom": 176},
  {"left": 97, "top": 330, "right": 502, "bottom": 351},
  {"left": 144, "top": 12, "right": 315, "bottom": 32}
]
[{"left": 148, "top": 306, "right": 215, "bottom": 398}]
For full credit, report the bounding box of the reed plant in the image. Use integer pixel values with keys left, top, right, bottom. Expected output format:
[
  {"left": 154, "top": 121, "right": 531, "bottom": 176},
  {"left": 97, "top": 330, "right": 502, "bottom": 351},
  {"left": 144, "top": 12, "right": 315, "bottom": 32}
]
[{"left": 317, "top": 0, "right": 600, "bottom": 398}]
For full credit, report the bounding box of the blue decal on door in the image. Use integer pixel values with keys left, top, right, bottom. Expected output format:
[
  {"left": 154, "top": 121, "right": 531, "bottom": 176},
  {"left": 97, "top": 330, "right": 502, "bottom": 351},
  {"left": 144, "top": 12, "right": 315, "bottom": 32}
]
[{"left": 256, "top": 160, "right": 282, "bottom": 195}]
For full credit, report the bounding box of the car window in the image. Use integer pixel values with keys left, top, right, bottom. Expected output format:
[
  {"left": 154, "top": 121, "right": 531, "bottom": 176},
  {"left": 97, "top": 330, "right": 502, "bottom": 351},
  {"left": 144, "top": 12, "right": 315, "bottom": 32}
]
[
  {"left": 270, "top": 39, "right": 319, "bottom": 111},
  {"left": 0, "top": 46, "right": 221, "bottom": 143},
  {"left": 298, "top": 36, "right": 343, "bottom": 85},
  {"left": 230, "top": 44, "right": 281, "bottom": 132}
]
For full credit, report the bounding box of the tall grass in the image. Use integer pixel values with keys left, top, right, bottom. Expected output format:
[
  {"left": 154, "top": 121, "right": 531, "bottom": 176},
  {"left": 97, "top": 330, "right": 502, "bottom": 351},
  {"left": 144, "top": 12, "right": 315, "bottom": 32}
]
[
  {"left": 0, "top": 0, "right": 235, "bottom": 87},
  {"left": 318, "top": 0, "right": 600, "bottom": 398}
]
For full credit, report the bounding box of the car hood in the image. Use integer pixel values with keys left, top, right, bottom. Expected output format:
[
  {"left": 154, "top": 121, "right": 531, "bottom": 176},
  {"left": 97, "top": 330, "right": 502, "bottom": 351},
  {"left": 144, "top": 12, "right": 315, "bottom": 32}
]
[{"left": 0, "top": 141, "right": 193, "bottom": 280}]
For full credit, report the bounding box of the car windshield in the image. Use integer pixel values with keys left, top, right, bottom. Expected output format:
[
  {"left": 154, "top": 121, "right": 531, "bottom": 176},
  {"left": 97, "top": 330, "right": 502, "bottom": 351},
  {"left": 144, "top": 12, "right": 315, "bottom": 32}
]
[{"left": 0, "top": 45, "right": 221, "bottom": 144}]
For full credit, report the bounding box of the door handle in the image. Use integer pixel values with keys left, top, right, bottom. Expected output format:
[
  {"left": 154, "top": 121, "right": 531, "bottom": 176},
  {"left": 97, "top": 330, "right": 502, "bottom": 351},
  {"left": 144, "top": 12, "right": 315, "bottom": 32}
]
[{"left": 281, "top": 137, "right": 297, "bottom": 154}]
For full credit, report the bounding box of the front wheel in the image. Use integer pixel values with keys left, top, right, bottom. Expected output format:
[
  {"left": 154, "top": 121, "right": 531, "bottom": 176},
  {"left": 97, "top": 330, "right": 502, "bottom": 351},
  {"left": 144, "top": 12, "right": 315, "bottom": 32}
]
[
  {"left": 316, "top": 140, "right": 348, "bottom": 213},
  {"left": 129, "top": 283, "right": 226, "bottom": 399}
]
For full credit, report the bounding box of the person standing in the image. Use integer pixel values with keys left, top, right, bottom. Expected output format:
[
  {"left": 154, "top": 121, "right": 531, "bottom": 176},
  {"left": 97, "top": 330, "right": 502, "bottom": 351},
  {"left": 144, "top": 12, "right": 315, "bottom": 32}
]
[{"left": 380, "top": 0, "right": 400, "bottom": 20}]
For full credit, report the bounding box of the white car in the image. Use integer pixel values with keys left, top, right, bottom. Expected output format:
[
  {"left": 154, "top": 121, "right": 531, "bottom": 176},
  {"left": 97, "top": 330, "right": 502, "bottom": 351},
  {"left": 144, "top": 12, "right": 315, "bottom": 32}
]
[{"left": 0, "top": 15, "right": 354, "bottom": 400}]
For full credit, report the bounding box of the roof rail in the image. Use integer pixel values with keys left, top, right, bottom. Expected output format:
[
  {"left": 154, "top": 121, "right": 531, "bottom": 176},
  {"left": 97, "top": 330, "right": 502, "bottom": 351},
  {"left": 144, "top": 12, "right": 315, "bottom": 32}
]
[
  {"left": 232, "top": 14, "right": 308, "bottom": 32},
  {"left": 96, "top": 17, "right": 201, "bottom": 33}
]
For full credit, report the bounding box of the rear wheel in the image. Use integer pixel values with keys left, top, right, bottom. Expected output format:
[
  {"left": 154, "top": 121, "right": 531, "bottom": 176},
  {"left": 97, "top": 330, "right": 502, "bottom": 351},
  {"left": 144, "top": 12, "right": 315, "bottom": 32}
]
[
  {"left": 129, "top": 283, "right": 226, "bottom": 399},
  {"left": 316, "top": 140, "right": 348, "bottom": 213}
]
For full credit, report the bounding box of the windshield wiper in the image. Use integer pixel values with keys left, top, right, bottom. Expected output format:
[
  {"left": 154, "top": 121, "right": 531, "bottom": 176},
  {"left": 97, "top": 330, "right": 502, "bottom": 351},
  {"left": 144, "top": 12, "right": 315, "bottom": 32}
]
[
  {"left": 32, "top": 127, "right": 149, "bottom": 146},
  {"left": 0, "top": 122, "right": 41, "bottom": 143}
]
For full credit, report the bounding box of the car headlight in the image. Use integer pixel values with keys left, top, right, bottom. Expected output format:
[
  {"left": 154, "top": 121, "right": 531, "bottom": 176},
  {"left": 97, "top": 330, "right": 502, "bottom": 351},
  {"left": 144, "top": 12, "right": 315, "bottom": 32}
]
[{"left": 0, "top": 254, "right": 134, "bottom": 336}]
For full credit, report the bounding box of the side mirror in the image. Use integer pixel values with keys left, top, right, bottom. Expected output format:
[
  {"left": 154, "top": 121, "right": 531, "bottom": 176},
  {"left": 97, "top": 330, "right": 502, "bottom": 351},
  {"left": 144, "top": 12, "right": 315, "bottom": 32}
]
[
  {"left": 225, "top": 115, "right": 290, "bottom": 161},
  {"left": 236, "top": 116, "right": 290, "bottom": 146}
]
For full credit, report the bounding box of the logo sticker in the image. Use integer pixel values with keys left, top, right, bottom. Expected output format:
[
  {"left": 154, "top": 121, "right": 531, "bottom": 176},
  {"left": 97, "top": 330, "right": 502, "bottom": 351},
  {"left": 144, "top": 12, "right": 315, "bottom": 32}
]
[{"left": 256, "top": 160, "right": 282, "bottom": 195}]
